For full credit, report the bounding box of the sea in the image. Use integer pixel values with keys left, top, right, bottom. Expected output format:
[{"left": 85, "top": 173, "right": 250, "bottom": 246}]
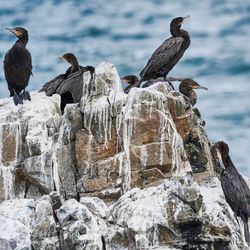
[{"left": 0, "top": 0, "right": 249, "bottom": 175}]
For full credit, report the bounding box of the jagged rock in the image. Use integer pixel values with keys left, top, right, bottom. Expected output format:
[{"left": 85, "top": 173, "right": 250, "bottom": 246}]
[
  {"left": 0, "top": 199, "right": 35, "bottom": 250},
  {"left": 0, "top": 93, "right": 61, "bottom": 201},
  {"left": 0, "top": 62, "right": 248, "bottom": 249},
  {"left": 31, "top": 196, "right": 58, "bottom": 249},
  {"left": 80, "top": 196, "right": 109, "bottom": 219},
  {"left": 56, "top": 199, "right": 103, "bottom": 249}
]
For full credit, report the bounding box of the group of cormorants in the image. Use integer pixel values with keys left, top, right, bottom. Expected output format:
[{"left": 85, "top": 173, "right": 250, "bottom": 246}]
[
  {"left": 3, "top": 27, "right": 94, "bottom": 110},
  {"left": 3, "top": 16, "right": 250, "bottom": 246}
]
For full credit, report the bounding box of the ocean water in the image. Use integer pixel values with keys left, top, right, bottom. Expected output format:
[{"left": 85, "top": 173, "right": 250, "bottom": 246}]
[{"left": 0, "top": 0, "right": 249, "bottom": 175}]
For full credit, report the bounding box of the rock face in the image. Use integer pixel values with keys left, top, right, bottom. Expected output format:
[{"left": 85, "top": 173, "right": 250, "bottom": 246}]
[{"left": 0, "top": 62, "right": 248, "bottom": 249}]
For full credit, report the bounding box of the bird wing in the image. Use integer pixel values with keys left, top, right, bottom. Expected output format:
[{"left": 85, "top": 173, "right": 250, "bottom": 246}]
[
  {"left": 27, "top": 50, "right": 33, "bottom": 76},
  {"left": 39, "top": 74, "right": 66, "bottom": 95},
  {"left": 140, "top": 37, "right": 184, "bottom": 78},
  {"left": 221, "top": 171, "right": 250, "bottom": 216},
  {"left": 55, "top": 70, "right": 84, "bottom": 102},
  {"left": 4, "top": 47, "right": 32, "bottom": 91},
  {"left": 40, "top": 66, "right": 95, "bottom": 102}
]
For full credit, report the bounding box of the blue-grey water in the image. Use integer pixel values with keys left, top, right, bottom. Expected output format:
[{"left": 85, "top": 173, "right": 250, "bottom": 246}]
[{"left": 0, "top": 1, "right": 249, "bottom": 175}]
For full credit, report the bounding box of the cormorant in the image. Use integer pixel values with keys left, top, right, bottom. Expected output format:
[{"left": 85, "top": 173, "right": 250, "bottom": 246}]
[
  {"left": 122, "top": 74, "right": 177, "bottom": 90},
  {"left": 178, "top": 79, "right": 207, "bottom": 106},
  {"left": 4, "top": 27, "right": 32, "bottom": 105},
  {"left": 121, "top": 75, "right": 139, "bottom": 85},
  {"left": 39, "top": 53, "right": 95, "bottom": 112},
  {"left": 213, "top": 141, "right": 250, "bottom": 246},
  {"left": 124, "top": 16, "right": 190, "bottom": 94}
]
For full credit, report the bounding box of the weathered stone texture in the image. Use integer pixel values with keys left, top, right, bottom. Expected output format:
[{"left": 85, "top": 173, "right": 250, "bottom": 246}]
[{"left": 0, "top": 62, "right": 247, "bottom": 249}]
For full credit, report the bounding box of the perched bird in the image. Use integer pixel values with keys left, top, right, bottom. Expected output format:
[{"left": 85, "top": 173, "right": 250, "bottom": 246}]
[
  {"left": 4, "top": 27, "right": 32, "bottom": 105},
  {"left": 213, "top": 141, "right": 250, "bottom": 246},
  {"left": 40, "top": 53, "right": 95, "bottom": 112},
  {"left": 178, "top": 79, "right": 207, "bottom": 106},
  {"left": 121, "top": 74, "right": 177, "bottom": 90},
  {"left": 121, "top": 75, "right": 139, "bottom": 85},
  {"left": 124, "top": 16, "right": 190, "bottom": 94}
]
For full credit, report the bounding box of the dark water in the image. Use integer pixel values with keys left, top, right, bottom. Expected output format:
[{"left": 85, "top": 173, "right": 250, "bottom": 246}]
[{"left": 0, "top": 0, "right": 249, "bottom": 175}]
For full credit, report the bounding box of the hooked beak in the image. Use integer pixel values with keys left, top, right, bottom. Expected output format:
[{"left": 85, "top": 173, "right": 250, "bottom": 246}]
[
  {"left": 196, "top": 85, "right": 208, "bottom": 90},
  {"left": 58, "top": 56, "right": 65, "bottom": 61},
  {"left": 6, "top": 27, "right": 18, "bottom": 35},
  {"left": 182, "top": 15, "right": 190, "bottom": 23}
]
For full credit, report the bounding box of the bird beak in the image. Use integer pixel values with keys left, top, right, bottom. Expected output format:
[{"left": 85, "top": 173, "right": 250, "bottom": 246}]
[
  {"left": 197, "top": 85, "right": 208, "bottom": 90},
  {"left": 182, "top": 15, "right": 190, "bottom": 23},
  {"left": 6, "top": 27, "right": 20, "bottom": 36},
  {"left": 58, "top": 56, "right": 65, "bottom": 61}
]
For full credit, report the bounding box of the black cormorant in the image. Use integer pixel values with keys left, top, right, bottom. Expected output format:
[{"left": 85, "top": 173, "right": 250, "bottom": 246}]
[
  {"left": 124, "top": 16, "right": 190, "bottom": 94},
  {"left": 39, "top": 53, "right": 95, "bottom": 112},
  {"left": 4, "top": 27, "right": 32, "bottom": 105},
  {"left": 179, "top": 79, "right": 207, "bottom": 106},
  {"left": 121, "top": 75, "right": 139, "bottom": 85},
  {"left": 213, "top": 141, "right": 250, "bottom": 246},
  {"left": 122, "top": 74, "right": 178, "bottom": 90}
]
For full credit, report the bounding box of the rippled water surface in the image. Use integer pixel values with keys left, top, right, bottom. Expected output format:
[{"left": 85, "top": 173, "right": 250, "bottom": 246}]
[{"left": 0, "top": 0, "right": 249, "bottom": 174}]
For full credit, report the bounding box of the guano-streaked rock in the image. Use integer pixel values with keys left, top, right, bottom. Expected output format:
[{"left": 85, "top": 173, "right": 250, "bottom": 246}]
[{"left": 0, "top": 62, "right": 248, "bottom": 249}]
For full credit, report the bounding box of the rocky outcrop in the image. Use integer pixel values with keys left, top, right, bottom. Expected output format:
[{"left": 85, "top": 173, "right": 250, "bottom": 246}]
[{"left": 0, "top": 62, "right": 248, "bottom": 249}]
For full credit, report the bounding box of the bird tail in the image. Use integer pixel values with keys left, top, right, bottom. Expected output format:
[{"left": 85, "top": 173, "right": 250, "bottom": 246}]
[
  {"left": 124, "top": 78, "right": 143, "bottom": 94},
  {"left": 243, "top": 218, "right": 250, "bottom": 246}
]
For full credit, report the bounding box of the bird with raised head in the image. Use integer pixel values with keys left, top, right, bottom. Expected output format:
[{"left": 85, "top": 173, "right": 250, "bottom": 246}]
[
  {"left": 124, "top": 15, "right": 190, "bottom": 93},
  {"left": 58, "top": 53, "right": 81, "bottom": 76},
  {"left": 4, "top": 27, "right": 32, "bottom": 105},
  {"left": 212, "top": 141, "right": 250, "bottom": 246},
  {"left": 40, "top": 53, "right": 95, "bottom": 112}
]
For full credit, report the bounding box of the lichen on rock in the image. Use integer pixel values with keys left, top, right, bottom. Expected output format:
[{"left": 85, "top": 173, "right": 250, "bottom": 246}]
[{"left": 0, "top": 62, "right": 248, "bottom": 249}]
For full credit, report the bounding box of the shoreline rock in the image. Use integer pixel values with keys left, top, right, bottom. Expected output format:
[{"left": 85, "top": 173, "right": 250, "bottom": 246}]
[{"left": 0, "top": 62, "right": 248, "bottom": 249}]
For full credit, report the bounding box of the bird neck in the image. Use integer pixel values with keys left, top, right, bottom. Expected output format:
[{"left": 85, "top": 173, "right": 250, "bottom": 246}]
[
  {"left": 179, "top": 84, "right": 196, "bottom": 105},
  {"left": 70, "top": 58, "right": 80, "bottom": 73},
  {"left": 179, "top": 84, "right": 191, "bottom": 96},
  {"left": 15, "top": 35, "right": 28, "bottom": 47},
  {"left": 171, "top": 27, "right": 190, "bottom": 38},
  {"left": 222, "top": 155, "right": 237, "bottom": 172}
]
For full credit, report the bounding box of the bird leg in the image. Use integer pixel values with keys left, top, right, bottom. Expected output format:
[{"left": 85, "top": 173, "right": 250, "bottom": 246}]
[
  {"left": 13, "top": 89, "right": 23, "bottom": 105},
  {"left": 22, "top": 89, "right": 31, "bottom": 101},
  {"left": 166, "top": 77, "right": 193, "bottom": 82},
  {"left": 166, "top": 80, "right": 175, "bottom": 90},
  {"left": 163, "top": 76, "right": 175, "bottom": 90}
]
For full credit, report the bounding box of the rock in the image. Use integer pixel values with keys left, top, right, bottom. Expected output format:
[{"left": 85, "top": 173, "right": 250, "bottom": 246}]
[
  {"left": 80, "top": 196, "right": 109, "bottom": 219},
  {"left": 56, "top": 199, "right": 103, "bottom": 249},
  {"left": 0, "top": 62, "right": 248, "bottom": 249},
  {"left": 0, "top": 92, "right": 62, "bottom": 201},
  {"left": 0, "top": 199, "right": 35, "bottom": 250},
  {"left": 31, "top": 196, "right": 58, "bottom": 249}
]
